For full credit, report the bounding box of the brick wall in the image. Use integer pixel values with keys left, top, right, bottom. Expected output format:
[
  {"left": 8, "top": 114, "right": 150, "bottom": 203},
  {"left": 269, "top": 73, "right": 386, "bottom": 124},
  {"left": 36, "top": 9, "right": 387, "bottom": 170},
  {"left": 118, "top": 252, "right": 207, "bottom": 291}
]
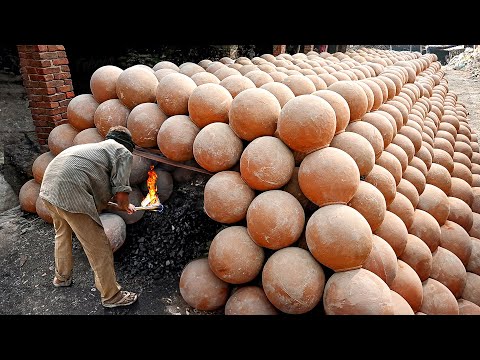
[{"left": 16, "top": 45, "right": 74, "bottom": 149}]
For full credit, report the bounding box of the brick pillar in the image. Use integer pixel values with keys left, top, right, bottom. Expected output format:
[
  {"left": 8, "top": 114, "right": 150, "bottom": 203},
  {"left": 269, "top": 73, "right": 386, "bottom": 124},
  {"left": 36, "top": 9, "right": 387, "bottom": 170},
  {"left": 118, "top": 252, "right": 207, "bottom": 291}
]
[
  {"left": 17, "top": 45, "right": 74, "bottom": 150},
  {"left": 303, "top": 45, "right": 314, "bottom": 53},
  {"left": 273, "top": 45, "right": 286, "bottom": 56}
]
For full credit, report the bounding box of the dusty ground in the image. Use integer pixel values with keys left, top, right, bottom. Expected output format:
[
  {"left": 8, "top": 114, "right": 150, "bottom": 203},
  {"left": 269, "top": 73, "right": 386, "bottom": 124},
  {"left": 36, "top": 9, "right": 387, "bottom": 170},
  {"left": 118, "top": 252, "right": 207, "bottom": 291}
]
[{"left": 1, "top": 68, "right": 480, "bottom": 316}]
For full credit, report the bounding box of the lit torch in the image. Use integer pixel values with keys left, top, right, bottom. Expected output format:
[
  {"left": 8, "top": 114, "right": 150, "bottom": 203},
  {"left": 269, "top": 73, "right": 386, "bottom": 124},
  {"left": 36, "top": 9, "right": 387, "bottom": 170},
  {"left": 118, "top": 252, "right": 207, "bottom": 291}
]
[{"left": 141, "top": 165, "right": 161, "bottom": 208}]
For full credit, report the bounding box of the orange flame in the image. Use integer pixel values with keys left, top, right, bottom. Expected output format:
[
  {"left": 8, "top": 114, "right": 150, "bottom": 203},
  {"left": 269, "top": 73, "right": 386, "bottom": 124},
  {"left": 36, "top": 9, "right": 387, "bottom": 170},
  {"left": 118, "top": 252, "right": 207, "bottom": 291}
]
[{"left": 141, "top": 165, "right": 160, "bottom": 207}]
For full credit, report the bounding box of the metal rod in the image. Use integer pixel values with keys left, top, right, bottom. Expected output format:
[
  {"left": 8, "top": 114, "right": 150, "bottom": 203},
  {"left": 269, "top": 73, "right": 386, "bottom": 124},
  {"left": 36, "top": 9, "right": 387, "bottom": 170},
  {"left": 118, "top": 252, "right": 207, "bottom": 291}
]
[{"left": 108, "top": 202, "right": 164, "bottom": 212}]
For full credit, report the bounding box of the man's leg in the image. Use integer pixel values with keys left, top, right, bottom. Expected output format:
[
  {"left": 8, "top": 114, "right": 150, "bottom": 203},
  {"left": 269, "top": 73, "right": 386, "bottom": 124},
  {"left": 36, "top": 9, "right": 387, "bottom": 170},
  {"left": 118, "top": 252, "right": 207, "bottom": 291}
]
[
  {"left": 51, "top": 207, "right": 122, "bottom": 303},
  {"left": 43, "top": 200, "right": 73, "bottom": 283}
]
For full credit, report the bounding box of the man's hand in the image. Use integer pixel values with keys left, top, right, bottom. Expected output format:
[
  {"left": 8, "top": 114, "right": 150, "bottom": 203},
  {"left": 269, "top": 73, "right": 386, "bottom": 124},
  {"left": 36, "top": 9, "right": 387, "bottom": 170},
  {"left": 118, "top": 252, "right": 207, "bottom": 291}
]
[
  {"left": 126, "top": 203, "right": 136, "bottom": 215},
  {"left": 114, "top": 192, "right": 131, "bottom": 212}
]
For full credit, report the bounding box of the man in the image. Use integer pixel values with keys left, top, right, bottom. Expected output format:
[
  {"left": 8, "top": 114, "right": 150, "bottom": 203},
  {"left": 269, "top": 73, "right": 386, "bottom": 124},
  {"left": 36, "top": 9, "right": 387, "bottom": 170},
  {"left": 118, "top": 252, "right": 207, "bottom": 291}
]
[{"left": 40, "top": 125, "right": 138, "bottom": 308}]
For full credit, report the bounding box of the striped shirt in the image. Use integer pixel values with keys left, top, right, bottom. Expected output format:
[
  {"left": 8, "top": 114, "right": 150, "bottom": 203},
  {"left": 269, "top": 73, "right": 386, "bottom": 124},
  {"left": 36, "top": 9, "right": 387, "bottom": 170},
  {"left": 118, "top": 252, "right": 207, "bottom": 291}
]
[{"left": 39, "top": 139, "right": 133, "bottom": 226}]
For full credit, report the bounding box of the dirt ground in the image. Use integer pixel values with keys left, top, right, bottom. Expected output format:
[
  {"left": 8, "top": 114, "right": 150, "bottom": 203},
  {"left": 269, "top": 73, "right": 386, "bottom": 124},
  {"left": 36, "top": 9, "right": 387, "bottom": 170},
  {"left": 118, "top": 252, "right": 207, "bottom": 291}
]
[{"left": 1, "top": 68, "right": 480, "bottom": 316}]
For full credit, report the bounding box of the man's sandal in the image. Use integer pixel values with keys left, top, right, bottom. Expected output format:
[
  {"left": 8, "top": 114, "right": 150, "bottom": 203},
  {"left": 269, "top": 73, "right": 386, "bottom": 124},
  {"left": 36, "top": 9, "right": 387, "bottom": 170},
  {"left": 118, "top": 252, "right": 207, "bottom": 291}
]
[
  {"left": 53, "top": 277, "right": 72, "bottom": 287},
  {"left": 102, "top": 290, "right": 138, "bottom": 308}
]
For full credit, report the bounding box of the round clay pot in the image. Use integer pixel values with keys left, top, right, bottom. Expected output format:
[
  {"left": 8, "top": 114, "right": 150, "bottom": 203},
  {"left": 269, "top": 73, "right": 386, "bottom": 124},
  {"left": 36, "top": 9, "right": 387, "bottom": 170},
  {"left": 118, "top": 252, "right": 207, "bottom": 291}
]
[
  {"left": 440, "top": 220, "right": 472, "bottom": 266},
  {"left": 346, "top": 121, "right": 384, "bottom": 160},
  {"left": 154, "top": 68, "right": 178, "bottom": 82},
  {"left": 247, "top": 190, "right": 305, "bottom": 250},
  {"left": 204, "top": 171, "right": 255, "bottom": 224},
  {"left": 157, "top": 115, "right": 199, "bottom": 162},
  {"left": 409, "top": 156, "right": 428, "bottom": 178},
  {"left": 260, "top": 82, "right": 295, "bottom": 108},
  {"left": 452, "top": 162, "right": 473, "bottom": 185},
  {"left": 327, "top": 81, "right": 369, "bottom": 121},
  {"left": 156, "top": 73, "right": 197, "bottom": 116},
  {"left": 179, "top": 258, "right": 229, "bottom": 311},
  {"left": 34, "top": 195, "right": 52, "bottom": 223},
  {"left": 361, "top": 79, "right": 384, "bottom": 110},
  {"left": 417, "top": 184, "right": 450, "bottom": 226},
  {"left": 376, "top": 150, "right": 403, "bottom": 185},
  {"left": 93, "top": 99, "right": 130, "bottom": 137},
  {"left": 224, "top": 286, "right": 278, "bottom": 315},
  {"left": 229, "top": 88, "right": 281, "bottom": 141},
  {"left": 190, "top": 72, "right": 221, "bottom": 86},
  {"left": 323, "top": 269, "right": 394, "bottom": 315},
  {"left": 116, "top": 66, "right": 158, "bottom": 109},
  {"left": 396, "top": 178, "right": 420, "bottom": 208},
  {"left": 399, "top": 234, "right": 433, "bottom": 281},
  {"left": 389, "top": 260, "right": 424, "bottom": 312},
  {"left": 474, "top": 174, "right": 480, "bottom": 186},
  {"left": 378, "top": 103, "right": 403, "bottom": 131},
  {"left": 106, "top": 186, "right": 145, "bottom": 225},
  {"left": 434, "top": 137, "right": 455, "bottom": 157},
  {"left": 283, "top": 167, "right": 311, "bottom": 208},
  {"left": 281, "top": 75, "right": 316, "bottom": 96},
  {"left": 467, "top": 237, "right": 480, "bottom": 276},
  {"left": 457, "top": 298, "right": 480, "bottom": 315},
  {"left": 419, "top": 278, "right": 459, "bottom": 315},
  {"left": 240, "top": 136, "right": 294, "bottom": 191},
  {"left": 449, "top": 177, "right": 474, "bottom": 207},
  {"left": 89, "top": 65, "right": 123, "bottom": 103},
  {"left": 32, "top": 151, "right": 55, "bottom": 184},
  {"left": 442, "top": 114, "right": 460, "bottom": 131},
  {"left": 363, "top": 234, "right": 398, "bottom": 285},
  {"left": 193, "top": 123, "right": 243, "bottom": 172},
  {"left": 448, "top": 196, "right": 473, "bottom": 232},
  {"left": 385, "top": 143, "right": 408, "bottom": 172},
  {"left": 470, "top": 213, "right": 480, "bottom": 239},
  {"left": 99, "top": 213, "right": 126, "bottom": 253},
  {"left": 219, "top": 75, "right": 256, "bottom": 98},
  {"left": 347, "top": 181, "right": 386, "bottom": 232},
  {"left": 364, "top": 164, "right": 397, "bottom": 206},
  {"left": 399, "top": 126, "right": 423, "bottom": 152},
  {"left": 73, "top": 128, "right": 104, "bottom": 145},
  {"left": 47, "top": 124, "right": 79, "bottom": 155},
  {"left": 416, "top": 146, "right": 433, "bottom": 171},
  {"left": 432, "top": 149, "right": 455, "bottom": 174},
  {"left": 455, "top": 141, "right": 474, "bottom": 160},
  {"left": 431, "top": 246, "right": 467, "bottom": 298},
  {"left": 299, "top": 147, "right": 360, "bottom": 207},
  {"left": 127, "top": 103, "right": 167, "bottom": 148},
  {"left": 312, "top": 89, "right": 350, "bottom": 135},
  {"left": 390, "top": 290, "right": 415, "bottom": 315},
  {"left": 387, "top": 192, "right": 415, "bottom": 229},
  {"left": 392, "top": 134, "right": 416, "bottom": 162},
  {"left": 153, "top": 61, "right": 179, "bottom": 72},
  {"left": 374, "top": 210, "right": 408, "bottom": 257},
  {"left": 330, "top": 132, "right": 375, "bottom": 176},
  {"left": 362, "top": 112, "right": 395, "bottom": 148},
  {"left": 188, "top": 83, "right": 233, "bottom": 128},
  {"left": 67, "top": 94, "right": 99, "bottom": 131},
  {"left": 208, "top": 226, "right": 264, "bottom": 284},
  {"left": 306, "top": 204, "right": 372, "bottom": 271},
  {"left": 463, "top": 272, "right": 480, "bottom": 307},
  {"left": 409, "top": 209, "right": 442, "bottom": 253},
  {"left": 214, "top": 67, "right": 242, "bottom": 81},
  {"left": 262, "top": 247, "right": 325, "bottom": 314}
]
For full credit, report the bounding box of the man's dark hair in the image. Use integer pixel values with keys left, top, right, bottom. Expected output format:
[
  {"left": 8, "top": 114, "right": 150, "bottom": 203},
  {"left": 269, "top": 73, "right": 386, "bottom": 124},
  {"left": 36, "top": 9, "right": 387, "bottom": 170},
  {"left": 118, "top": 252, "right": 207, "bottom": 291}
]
[{"left": 105, "top": 126, "right": 135, "bottom": 153}]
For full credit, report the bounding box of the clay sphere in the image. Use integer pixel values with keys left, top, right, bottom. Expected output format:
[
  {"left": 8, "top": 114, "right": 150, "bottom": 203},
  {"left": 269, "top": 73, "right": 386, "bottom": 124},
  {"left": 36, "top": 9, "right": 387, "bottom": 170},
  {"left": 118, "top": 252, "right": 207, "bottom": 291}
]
[
  {"left": 362, "top": 112, "right": 395, "bottom": 148},
  {"left": 376, "top": 150, "right": 403, "bottom": 185},
  {"left": 467, "top": 237, "right": 480, "bottom": 276},
  {"left": 417, "top": 184, "right": 450, "bottom": 226},
  {"left": 374, "top": 210, "right": 408, "bottom": 256},
  {"left": 364, "top": 164, "right": 397, "bottom": 206},
  {"left": 47, "top": 123, "right": 79, "bottom": 155},
  {"left": 312, "top": 89, "right": 350, "bottom": 135},
  {"left": 387, "top": 192, "right": 415, "bottom": 229},
  {"left": 156, "top": 73, "right": 197, "bottom": 116},
  {"left": 449, "top": 177, "right": 474, "bottom": 207},
  {"left": 188, "top": 84, "right": 233, "bottom": 128},
  {"left": 157, "top": 115, "right": 199, "bottom": 161},
  {"left": 260, "top": 82, "right": 295, "bottom": 108},
  {"left": 432, "top": 148, "right": 455, "bottom": 174},
  {"left": 389, "top": 260, "right": 424, "bottom": 312},
  {"left": 127, "top": 103, "right": 167, "bottom": 148},
  {"left": 219, "top": 75, "right": 256, "bottom": 98},
  {"left": 327, "top": 81, "right": 369, "bottom": 121},
  {"left": 67, "top": 94, "right": 99, "bottom": 131},
  {"left": 32, "top": 151, "right": 55, "bottom": 184},
  {"left": 431, "top": 246, "right": 467, "bottom": 298},
  {"left": 116, "top": 66, "right": 158, "bottom": 109},
  {"left": 440, "top": 220, "right": 472, "bottom": 266},
  {"left": 390, "top": 291, "right": 415, "bottom": 315},
  {"left": 463, "top": 272, "right": 480, "bottom": 307},
  {"left": 93, "top": 99, "right": 130, "bottom": 137},
  {"left": 347, "top": 181, "right": 386, "bottom": 231},
  {"left": 447, "top": 196, "right": 473, "bottom": 232},
  {"left": 419, "top": 278, "right": 459, "bottom": 315},
  {"left": 346, "top": 121, "right": 384, "bottom": 160},
  {"left": 362, "top": 234, "right": 398, "bottom": 285},
  {"left": 89, "top": 65, "right": 123, "bottom": 103},
  {"left": 35, "top": 196, "right": 52, "bottom": 224},
  {"left": 385, "top": 143, "right": 408, "bottom": 172},
  {"left": 73, "top": 128, "right": 104, "bottom": 145},
  {"left": 330, "top": 132, "right": 375, "bottom": 176},
  {"left": 403, "top": 165, "right": 426, "bottom": 196},
  {"left": 409, "top": 209, "right": 442, "bottom": 253},
  {"left": 106, "top": 187, "right": 145, "bottom": 225},
  {"left": 457, "top": 298, "right": 480, "bottom": 315},
  {"left": 399, "top": 234, "right": 433, "bottom": 281},
  {"left": 224, "top": 286, "right": 278, "bottom": 315}
]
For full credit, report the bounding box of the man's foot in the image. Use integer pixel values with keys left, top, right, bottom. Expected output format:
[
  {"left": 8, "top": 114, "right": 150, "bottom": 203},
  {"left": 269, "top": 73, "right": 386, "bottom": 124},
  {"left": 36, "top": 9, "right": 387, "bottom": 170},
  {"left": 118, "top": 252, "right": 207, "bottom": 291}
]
[
  {"left": 102, "top": 290, "right": 138, "bottom": 308},
  {"left": 53, "top": 277, "right": 72, "bottom": 287}
]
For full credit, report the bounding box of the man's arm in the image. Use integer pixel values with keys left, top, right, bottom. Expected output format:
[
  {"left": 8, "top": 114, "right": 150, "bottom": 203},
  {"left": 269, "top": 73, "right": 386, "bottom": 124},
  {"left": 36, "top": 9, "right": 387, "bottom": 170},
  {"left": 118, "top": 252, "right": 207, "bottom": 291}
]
[{"left": 110, "top": 153, "right": 134, "bottom": 212}]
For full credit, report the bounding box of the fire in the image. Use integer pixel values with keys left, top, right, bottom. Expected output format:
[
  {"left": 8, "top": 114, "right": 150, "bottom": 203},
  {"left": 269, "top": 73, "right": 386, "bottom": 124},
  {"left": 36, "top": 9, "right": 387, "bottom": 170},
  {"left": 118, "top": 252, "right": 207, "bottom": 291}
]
[{"left": 141, "top": 165, "right": 160, "bottom": 207}]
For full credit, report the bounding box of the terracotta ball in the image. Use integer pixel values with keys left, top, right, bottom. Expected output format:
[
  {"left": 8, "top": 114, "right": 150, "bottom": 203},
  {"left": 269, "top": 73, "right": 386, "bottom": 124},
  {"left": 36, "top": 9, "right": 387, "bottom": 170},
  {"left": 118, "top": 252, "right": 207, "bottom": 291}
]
[
  {"left": 67, "top": 94, "right": 99, "bottom": 131},
  {"left": 219, "top": 75, "right": 256, "bottom": 98},
  {"left": 93, "top": 99, "right": 130, "bottom": 137},
  {"left": 260, "top": 82, "right": 295, "bottom": 108},
  {"left": 474, "top": 174, "right": 480, "bottom": 186},
  {"left": 436, "top": 130, "right": 456, "bottom": 147},
  {"left": 306, "top": 204, "right": 372, "bottom": 271},
  {"left": 376, "top": 150, "right": 403, "bottom": 185},
  {"left": 385, "top": 143, "right": 408, "bottom": 172},
  {"left": 348, "top": 181, "right": 386, "bottom": 232},
  {"left": 190, "top": 72, "right": 220, "bottom": 86},
  {"left": 277, "top": 94, "right": 336, "bottom": 153},
  {"left": 323, "top": 269, "right": 394, "bottom": 315},
  {"left": 224, "top": 286, "right": 278, "bottom": 315},
  {"left": 442, "top": 114, "right": 460, "bottom": 131},
  {"left": 433, "top": 149, "right": 455, "bottom": 175},
  {"left": 241, "top": 137, "right": 294, "bottom": 190},
  {"left": 434, "top": 137, "right": 455, "bottom": 157},
  {"left": 458, "top": 298, "right": 480, "bottom": 315},
  {"left": 362, "top": 112, "right": 395, "bottom": 148},
  {"left": 327, "top": 81, "right": 369, "bottom": 121},
  {"left": 312, "top": 89, "right": 350, "bottom": 135},
  {"left": 106, "top": 187, "right": 145, "bottom": 225},
  {"left": 364, "top": 164, "right": 397, "bottom": 206},
  {"left": 467, "top": 237, "right": 480, "bottom": 276},
  {"left": 47, "top": 123, "right": 79, "bottom": 156},
  {"left": 440, "top": 220, "right": 472, "bottom": 266},
  {"left": 34, "top": 196, "right": 52, "bottom": 223},
  {"left": 179, "top": 258, "right": 229, "bottom": 311},
  {"left": 462, "top": 272, "right": 480, "bottom": 307},
  {"left": 156, "top": 73, "right": 197, "bottom": 116},
  {"left": 214, "top": 67, "right": 242, "bottom": 81},
  {"left": 379, "top": 103, "right": 403, "bottom": 131},
  {"left": 409, "top": 209, "right": 442, "bottom": 253},
  {"left": 32, "top": 151, "right": 55, "bottom": 184},
  {"left": 89, "top": 65, "right": 123, "bottom": 103},
  {"left": 153, "top": 61, "right": 179, "bottom": 72},
  {"left": 73, "top": 128, "right": 104, "bottom": 145},
  {"left": 157, "top": 115, "right": 199, "bottom": 162},
  {"left": 154, "top": 69, "right": 178, "bottom": 83},
  {"left": 229, "top": 88, "right": 281, "bottom": 141},
  {"left": 362, "top": 234, "right": 398, "bottom": 285},
  {"left": 399, "top": 234, "right": 433, "bottom": 281},
  {"left": 419, "top": 278, "right": 459, "bottom": 315},
  {"left": 392, "top": 134, "right": 416, "bottom": 162},
  {"left": 129, "top": 154, "right": 152, "bottom": 185},
  {"left": 188, "top": 83, "right": 233, "bottom": 128},
  {"left": 115, "top": 66, "right": 158, "bottom": 109},
  {"left": 449, "top": 177, "right": 474, "bottom": 207},
  {"left": 387, "top": 192, "right": 415, "bottom": 229},
  {"left": 455, "top": 141, "right": 474, "bottom": 161},
  {"left": 409, "top": 156, "right": 428, "bottom": 178},
  {"left": 431, "top": 246, "right": 467, "bottom": 298},
  {"left": 346, "top": 121, "right": 384, "bottom": 160},
  {"left": 330, "top": 132, "right": 375, "bottom": 176},
  {"left": 403, "top": 165, "right": 426, "bottom": 196},
  {"left": 208, "top": 226, "right": 264, "bottom": 284},
  {"left": 127, "top": 103, "right": 167, "bottom": 148},
  {"left": 247, "top": 190, "right": 305, "bottom": 250},
  {"left": 374, "top": 210, "right": 408, "bottom": 257},
  {"left": 299, "top": 147, "right": 360, "bottom": 207},
  {"left": 417, "top": 184, "right": 450, "bottom": 226},
  {"left": 262, "top": 247, "right": 325, "bottom": 314},
  {"left": 390, "top": 290, "right": 415, "bottom": 315},
  {"left": 416, "top": 146, "right": 433, "bottom": 171},
  {"left": 447, "top": 196, "right": 473, "bottom": 232},
  {"left": 99, "top": 213, "right": 126, "bottom": 253},
  {"left": 470, "top": 213, "right": 480, "bottom": 239},
  {"left": 389, "top": 260, "right": 424, "bottom": 312}
]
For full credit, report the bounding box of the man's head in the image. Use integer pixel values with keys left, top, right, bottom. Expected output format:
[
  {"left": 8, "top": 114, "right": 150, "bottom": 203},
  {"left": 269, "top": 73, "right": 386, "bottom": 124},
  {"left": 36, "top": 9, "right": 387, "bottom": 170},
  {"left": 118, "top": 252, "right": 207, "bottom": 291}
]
[{"left": 105, "top": 126, "right": 135, "bottom": 153}]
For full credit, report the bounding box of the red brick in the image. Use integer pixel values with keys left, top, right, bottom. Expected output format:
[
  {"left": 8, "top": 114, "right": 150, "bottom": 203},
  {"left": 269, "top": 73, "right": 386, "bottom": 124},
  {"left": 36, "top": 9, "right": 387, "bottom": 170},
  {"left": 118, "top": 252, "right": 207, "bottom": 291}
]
[
  {"left": 30, "top": 59, "right": 52, "bottom": 67},
  {"left": 35, "top": 101, "right": 59, "bottom": 108},
  {"left": 66, "top": 91, "right": 75, "bottom": 98},
  {"left": 60, "top": 65, "right": 70, "bottom": 72},
  {"left": 59, "top": 99, "right": 71, "bottom": 107},
  {"left": 26, "top": 80, "right": 48, "bottom": 88},
  {"left": 57, "top": 85, "right": 73, "bottom": 92},
  {"left": 44, "top": 93, "right": 66, "bottom": 102},
  {"left": 36, "top": 66, "right": 61, "bottom": 75},
  {"left": 46, "top": 80, "right": 65, "bottom": 88},
  {"left": 25, "top": 45, "right": 36, "bottom": 52},
  {"left": 64, "top": 79, "right": 73, "bottom": 85},
  {"left": 38, "top": 140, "right": 48, "bottom": 146},
  {"left": 56, "top": 51, "right": 66, "bottom": 58},
  {"left": 45, "top": 106, "right": 67, "bottom": 115},
  {"left": 29, "top": 74, "right": 54, "bottom": 82},
  {"left": 52, "top": 58, "right": 69, "bottom": 65},
  {"left": 31, "top": 87, "right": 56, "bottom": 95},
  {"left": 28, "top": 94, "right": 43, "bottom": 102},
  {"left": 32, "top": 114, "right": 49, "bottom": 120},
  {"left": 19, "top": 58, "right": 28, "bottom": 67},
  {"left": 21, "top": 73, "right": 29, "bottom": 82},
  {"left": 30, "top": 108, "right": 47, "bottom": 115},
  {"left": 33, "top": 120, "right": 50, "bottom": 127},
  {"left": 39, "top": 52, "right": 59, "bottom": 60},
  {"left": 17, "top": 45, "right": 27, "bottom": 52},
  {"left": 53, "top": 72, "right": 71, "bottom": 80},
  {"left": 33, "top": 45, "right": 48, "bottom": 52},
  {"left": 24, "top": 66, "right": 37, "bottom": 74},
  {"left": 47, "top": 45, "right": 64, "bottom": 51},
  {"left": 36, "top": 134, "right": 50, "bottom": 140}
]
